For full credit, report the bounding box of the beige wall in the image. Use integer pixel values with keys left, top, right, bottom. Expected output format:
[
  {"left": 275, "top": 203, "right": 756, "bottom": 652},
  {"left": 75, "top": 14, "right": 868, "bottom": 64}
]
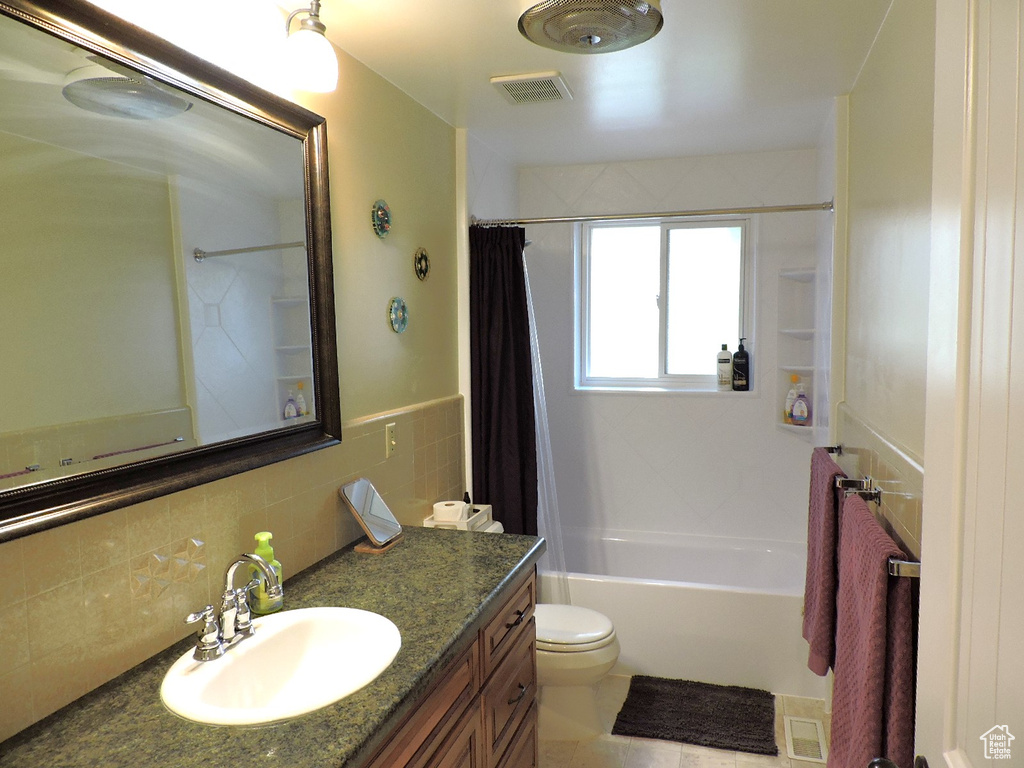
[
  {"left": 0, "top": 40, "right": 461, "bottom": 743},
  {"left": 299, "top": 49, "right": 459, "bottom": 422},
  {"left": 0, "top": 132, "right": 184, "bottom": 434},
  {"left": 836, "top": 0, "right": 935, "bottom": 557},
  {"left": 844, "top": 0, "right": 935, "bottom": 462}
]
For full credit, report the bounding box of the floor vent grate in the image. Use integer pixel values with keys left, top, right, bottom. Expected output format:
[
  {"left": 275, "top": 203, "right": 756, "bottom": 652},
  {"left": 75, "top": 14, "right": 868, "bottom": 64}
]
[{"left": 784, "top": 716, "right": 828, "bottom": 763}]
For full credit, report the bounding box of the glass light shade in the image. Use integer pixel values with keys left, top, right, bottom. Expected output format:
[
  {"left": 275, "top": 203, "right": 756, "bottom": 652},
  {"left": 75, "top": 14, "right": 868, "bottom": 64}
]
[{"left": 285, "top": 27, "right": 338, "bottom": 92}]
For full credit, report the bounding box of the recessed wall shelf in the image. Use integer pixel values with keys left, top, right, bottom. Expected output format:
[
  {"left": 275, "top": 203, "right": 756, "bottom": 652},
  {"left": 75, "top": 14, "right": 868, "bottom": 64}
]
[
  {"left": 272, "top": 296, "right": 314, "bottom": 420},
  {"left": 777, "top": 269, "right": 818, "bottom": 437},
  {"left": 778, "top": 268, "right": 815, "bottom": 282},
  {"left": 779, "top": 329, "right": 815, "bottom": 341}
]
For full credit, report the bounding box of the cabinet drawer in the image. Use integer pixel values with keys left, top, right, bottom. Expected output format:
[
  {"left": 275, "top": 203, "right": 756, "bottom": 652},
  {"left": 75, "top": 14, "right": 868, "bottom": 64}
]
[
  {"left": 482, "top": 619, "right": 536, "bottom": 766},
  {"left": 496, "top": 702, "right": 537, "bottom": 768},
  {"left": 423, "top": 702, "right": 486, "bottom": 768},
  {"left": 367, "top": 640, "right": 480, "bottom": 768},
  {"left": 481, "top": 572, "right": 536, "bottom": 677}
]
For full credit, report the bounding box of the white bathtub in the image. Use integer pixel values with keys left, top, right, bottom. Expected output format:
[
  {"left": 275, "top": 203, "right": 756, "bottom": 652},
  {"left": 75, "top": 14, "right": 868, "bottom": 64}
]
[{"left": 539, "top": 529, "right": 827, "bottom": 699}]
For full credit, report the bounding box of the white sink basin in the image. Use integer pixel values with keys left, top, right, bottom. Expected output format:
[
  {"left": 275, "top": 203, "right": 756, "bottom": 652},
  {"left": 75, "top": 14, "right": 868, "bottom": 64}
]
[{"left": 160, "top": 606, "right": 401, "bottom": 726}]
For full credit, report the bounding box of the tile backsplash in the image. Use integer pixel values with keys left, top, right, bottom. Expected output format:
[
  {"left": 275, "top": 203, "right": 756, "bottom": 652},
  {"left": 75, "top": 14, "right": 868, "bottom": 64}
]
[
  {"left": 0, "top": 394, "right": 465, "bottom": 743},
  {"left": 835, "top": 402, "right": 923, "bottom": 558}
]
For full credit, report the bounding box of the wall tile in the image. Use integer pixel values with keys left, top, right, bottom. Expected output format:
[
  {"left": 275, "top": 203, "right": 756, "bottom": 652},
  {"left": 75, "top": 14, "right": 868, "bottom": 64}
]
[
  {"left": 0, "top": 537, "right": 27, "bottom": 610},
  {"left": 30, "top": 642, "right": 96, "bottom": 724},
  {"left": 22, "top": 524, "right": 82, "bottom": 598},
  {"left": 81, "top": 563, "right": 135, "bottom": 683},
  {"left": 0, "top": 394, "right": 464, "bottom": 743},
  {"left": 77, "top": 509, "right": 128, "bottom": 577},
  {"left": 126, "top": 496, "right": 172, "bottom": 558},
  {"left": 0, "top": 602, "right": 30, "bottom": 670},
  {"left": 27, "top": 580, "right": 85, "bottom": 660},
  {"left": 0, "top": 665, "right": 34, "bottom": 739}
]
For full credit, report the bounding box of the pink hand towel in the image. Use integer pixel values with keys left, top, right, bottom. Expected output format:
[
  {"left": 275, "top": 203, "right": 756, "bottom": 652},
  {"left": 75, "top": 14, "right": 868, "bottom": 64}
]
[
  {"left": 828, "top": 495, "right": 916, "bottom": 768},
  {"left": 802, "top": 447, "right": 846, "bottom": 675},
  {"left": 883, "top": 560, "right": 916, "bottom": 768}
]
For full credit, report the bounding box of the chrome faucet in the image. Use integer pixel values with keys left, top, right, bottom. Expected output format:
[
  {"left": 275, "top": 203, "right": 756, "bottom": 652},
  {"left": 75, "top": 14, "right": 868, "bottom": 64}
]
[{"left": 184, "top": 553, "right": 284, "bottom": 662}]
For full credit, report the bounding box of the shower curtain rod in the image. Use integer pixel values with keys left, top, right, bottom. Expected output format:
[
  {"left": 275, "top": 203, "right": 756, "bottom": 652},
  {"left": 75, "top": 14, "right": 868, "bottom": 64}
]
[
  {"left": 470, "top": 200, "right": 834, "bottom": 227},
  {"left": 193, "top": 241, "right": 306, "bottom": 262}
]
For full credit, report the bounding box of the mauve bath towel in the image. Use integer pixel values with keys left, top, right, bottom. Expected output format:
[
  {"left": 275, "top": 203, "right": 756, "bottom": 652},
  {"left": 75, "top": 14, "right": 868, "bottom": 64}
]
[
  {"left": 802, "top": 447, "right": 846, "bottom": 675},
  {"left": 827, "top": 495, "right": 916, "bottom": 768}
]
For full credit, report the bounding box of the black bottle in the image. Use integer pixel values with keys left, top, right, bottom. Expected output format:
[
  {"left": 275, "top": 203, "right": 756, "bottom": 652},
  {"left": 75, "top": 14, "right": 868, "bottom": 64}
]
[{"left": 732, "top": 337, "right": 750, "bottom": 391}]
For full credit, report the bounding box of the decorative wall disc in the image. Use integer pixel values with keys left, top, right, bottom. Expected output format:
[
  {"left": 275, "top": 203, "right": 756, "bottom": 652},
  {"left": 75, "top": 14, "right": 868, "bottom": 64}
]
[
  {"left": 388, "top": 296, "right": 408, "bottom": 333},
  {"left": 371, "top": 199, "right": 391, "bottom": 238},
  {"left": 413, "top": 248, "right": 430, "bottom": 280}
]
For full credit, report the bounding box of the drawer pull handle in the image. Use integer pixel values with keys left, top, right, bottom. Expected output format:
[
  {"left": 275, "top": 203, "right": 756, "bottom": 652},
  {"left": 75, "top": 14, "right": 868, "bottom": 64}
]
[
  {"left": 507, "top": 683, "right": 527, "bottom": 706},
  {"left": 506, "top": 609, "right": 525, "bottom": 629}
]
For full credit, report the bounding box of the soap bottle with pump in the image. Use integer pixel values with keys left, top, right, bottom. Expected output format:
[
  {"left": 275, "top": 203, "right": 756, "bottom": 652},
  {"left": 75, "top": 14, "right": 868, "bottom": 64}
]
[
  {"left": 791, "top": 380, "right": 812, "bottom": 427},
  {"left": 251, "top": 531, "right": 283, "bottom": 614},
  {"left": 784, "top": 374, "right": 800, "bottom": 424},
  {"left": 731, "top": 338, "right": 750, "bottom": 391},
  {"left": 717, "top": 344, "right": 732, "bottom": 391}
]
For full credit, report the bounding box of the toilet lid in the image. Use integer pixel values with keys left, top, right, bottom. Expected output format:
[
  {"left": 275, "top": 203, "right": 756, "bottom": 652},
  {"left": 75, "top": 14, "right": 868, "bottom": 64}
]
[{"left": 534, "top": 604, "right": 615, "bottom": 651}]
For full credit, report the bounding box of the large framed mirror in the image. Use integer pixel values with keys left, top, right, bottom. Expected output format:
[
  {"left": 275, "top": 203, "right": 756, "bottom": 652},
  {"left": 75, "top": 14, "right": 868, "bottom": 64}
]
[{"left": 0, "top": 0, "right": 341, "bottom": 542}]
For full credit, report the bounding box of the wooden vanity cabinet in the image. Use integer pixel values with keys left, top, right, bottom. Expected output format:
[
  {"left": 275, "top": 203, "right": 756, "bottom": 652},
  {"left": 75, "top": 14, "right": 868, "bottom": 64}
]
[{"left": 364, "top": 570, "right": 537, "bottom": 768}]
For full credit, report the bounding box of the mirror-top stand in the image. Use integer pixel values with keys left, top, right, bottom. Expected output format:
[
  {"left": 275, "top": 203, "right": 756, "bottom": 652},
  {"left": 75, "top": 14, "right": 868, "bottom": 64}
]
[{"left": 353, "top": 534, "right": 405, "bottom": 555}]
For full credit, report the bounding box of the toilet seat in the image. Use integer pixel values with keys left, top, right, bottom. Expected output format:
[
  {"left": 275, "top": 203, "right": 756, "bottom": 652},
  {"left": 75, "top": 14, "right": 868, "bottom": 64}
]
[{"left": 535, "top": 604, "right": 617, "bottom": 653}]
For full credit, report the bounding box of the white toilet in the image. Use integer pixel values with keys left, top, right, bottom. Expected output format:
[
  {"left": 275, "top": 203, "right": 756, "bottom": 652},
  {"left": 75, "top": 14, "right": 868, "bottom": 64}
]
[
  {"left": 423, "top": 511, "right": 620, "bottom": 738},
  {"left": 534, "top": 603, "right": 620, "bottom": 740}
]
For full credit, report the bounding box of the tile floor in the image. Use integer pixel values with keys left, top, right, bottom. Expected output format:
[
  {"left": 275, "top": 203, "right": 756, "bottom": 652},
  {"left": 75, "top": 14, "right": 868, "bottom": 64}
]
[{"left": 538, "top": 676, "right": 831, "bottom": 768}]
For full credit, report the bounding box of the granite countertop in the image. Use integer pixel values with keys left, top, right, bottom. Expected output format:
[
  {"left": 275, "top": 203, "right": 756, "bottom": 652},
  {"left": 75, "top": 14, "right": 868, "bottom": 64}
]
[{"left": 0, "top": 527, "right": 545, "bottom": 768}]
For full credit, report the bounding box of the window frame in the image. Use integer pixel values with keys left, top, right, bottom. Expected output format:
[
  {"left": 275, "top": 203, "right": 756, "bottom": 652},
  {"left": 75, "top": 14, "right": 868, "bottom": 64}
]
[{"left": 575, "top": 215, "right": 755, "bottom": 393}]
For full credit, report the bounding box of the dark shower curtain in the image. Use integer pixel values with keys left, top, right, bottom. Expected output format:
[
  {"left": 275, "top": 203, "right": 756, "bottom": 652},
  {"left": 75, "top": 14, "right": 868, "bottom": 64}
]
[{"left": 468, "top": 225, "right": 538, "bottom": 536}]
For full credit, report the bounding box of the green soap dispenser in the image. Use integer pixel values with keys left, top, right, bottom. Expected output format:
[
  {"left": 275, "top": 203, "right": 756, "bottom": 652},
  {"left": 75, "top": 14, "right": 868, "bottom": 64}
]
[{"left": 251, "top": 531, "right": 283, "bottom": 614}]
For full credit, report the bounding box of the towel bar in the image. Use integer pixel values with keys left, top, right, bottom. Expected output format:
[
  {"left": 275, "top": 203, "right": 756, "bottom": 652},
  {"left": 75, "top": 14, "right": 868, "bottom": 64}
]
[
  {"left": 824, "top": 445, "right": 843, "bottom": 455},
  {"left": 888, "top": 558, "right": 921, "bottom": 578},
  {"left": 834, "top": 476, "right": 882, "bottom": 504}
]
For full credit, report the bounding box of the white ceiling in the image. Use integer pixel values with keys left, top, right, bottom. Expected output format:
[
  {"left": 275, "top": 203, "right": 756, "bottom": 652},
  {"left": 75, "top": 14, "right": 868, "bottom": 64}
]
[{"left": 316, "top": 0, "right": 893, "bottom": 166}]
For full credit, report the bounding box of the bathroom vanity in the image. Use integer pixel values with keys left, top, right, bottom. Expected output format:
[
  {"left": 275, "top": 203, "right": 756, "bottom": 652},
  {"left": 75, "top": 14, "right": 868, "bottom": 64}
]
[{"left": 0, "top": 528, "right": 543, "bottom": 768}]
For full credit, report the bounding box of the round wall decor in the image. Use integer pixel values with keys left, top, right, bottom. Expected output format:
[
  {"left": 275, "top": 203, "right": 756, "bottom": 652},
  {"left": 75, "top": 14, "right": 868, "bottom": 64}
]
[
  {"left": 413, "top": 248, "right": 430, "bottom": 280},
  {"left": 371, "top": 199, "right": 391, "bottom": 238},
  {"left": 388, "top": 296, "right": 409, "bottom": 333}
]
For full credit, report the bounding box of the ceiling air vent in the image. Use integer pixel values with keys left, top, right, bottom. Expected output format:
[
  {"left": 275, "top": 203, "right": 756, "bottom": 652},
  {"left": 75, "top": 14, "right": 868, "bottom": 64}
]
[{"left": 491, "top": 72, "right": 573, "bottom": 105}]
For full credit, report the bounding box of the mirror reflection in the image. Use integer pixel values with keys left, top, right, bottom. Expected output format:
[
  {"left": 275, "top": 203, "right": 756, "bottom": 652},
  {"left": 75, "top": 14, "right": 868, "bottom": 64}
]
[{"left": 0, "top": 8, "right": 317, "bottom": 493}]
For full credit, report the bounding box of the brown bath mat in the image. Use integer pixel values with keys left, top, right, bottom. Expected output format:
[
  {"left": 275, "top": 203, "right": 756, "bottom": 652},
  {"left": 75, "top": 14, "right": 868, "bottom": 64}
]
[{"left": 612, "top": 675, "right": 778, "bottom": 756}]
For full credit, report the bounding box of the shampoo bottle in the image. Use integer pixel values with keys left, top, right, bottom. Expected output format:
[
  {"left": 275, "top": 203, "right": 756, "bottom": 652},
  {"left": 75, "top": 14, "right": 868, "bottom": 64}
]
[
  {"left": 784, "top": 374, "right": 799, "bottom": 424},
  {"left": 717, "top": 344, "right": 732, "bottom": 391},
  {"left": 732, "top": 338, "right": 750, "bottom": 391},
  {"left": 295, "top": 381, "right": 307, "bottom": 417},
  {"left": 251, "top": 531, "right": 283, "bottom": 614},
  {"left": 283, "top": 391, "right": 298, "bottom": 420},
  {"left": 791, "top": 381, "right": 812, "bottom": 427}
]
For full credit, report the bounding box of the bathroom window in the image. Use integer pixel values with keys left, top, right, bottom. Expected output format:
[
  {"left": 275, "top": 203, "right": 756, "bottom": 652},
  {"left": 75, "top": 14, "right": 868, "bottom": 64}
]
[{"left": 576, "top": 217, "right": 752, "bottom": 392}]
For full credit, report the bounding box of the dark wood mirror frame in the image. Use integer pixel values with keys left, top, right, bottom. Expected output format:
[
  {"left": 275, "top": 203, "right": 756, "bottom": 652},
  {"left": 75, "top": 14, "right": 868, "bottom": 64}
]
[{"left": 0, "top": 0, "right": 341, "bottom": 543}]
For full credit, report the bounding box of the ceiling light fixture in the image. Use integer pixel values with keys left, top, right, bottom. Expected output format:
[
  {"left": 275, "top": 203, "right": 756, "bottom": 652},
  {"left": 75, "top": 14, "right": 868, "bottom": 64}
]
[
  {"left": 62, "top": 61, "right": 193, "bottom": 119},
  {"left": 285, "top": 0, "right": 339, "bottom": 92},
  {"left": 518, "top": 0, "right": 664, "bottom": 54}
]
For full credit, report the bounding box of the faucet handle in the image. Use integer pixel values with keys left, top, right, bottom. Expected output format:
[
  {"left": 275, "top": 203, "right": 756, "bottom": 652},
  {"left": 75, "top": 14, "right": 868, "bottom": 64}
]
[
  {"left": 233, "top": 580, "right": 260, "bottom": 638},
  {"left": 185, "top": 604, "right": 216, "bottom": 625},
  {"left": 185, "top": 605, "right": 224, "bottom": 661}
]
